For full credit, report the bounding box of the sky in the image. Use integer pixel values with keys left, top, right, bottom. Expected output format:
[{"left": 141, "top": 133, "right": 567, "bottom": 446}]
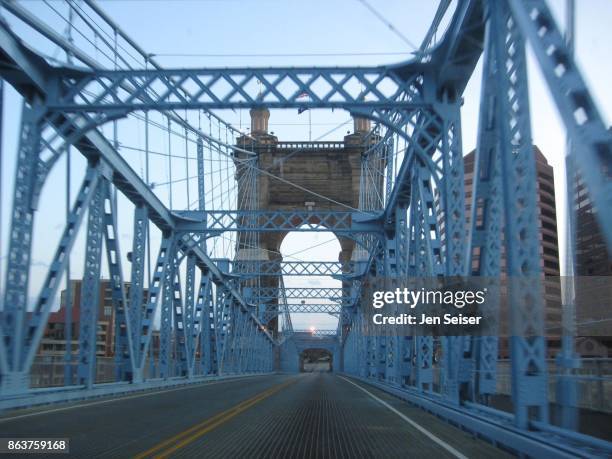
[{"left": 0, "top": 0, "right": 611, "bottom": 331}]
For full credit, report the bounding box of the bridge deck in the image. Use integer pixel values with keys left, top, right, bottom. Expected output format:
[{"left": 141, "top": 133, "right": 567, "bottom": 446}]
[{"left": 0, "top": 374, "right": 512, "bottom": 458}]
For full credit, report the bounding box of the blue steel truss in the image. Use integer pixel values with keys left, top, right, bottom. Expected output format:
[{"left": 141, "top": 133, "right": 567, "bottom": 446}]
[
  {"left": 232, "top": 260, "right": 360, "bottom": 278},
  {"left": 252, "top": 287, "right": 349, "bottom": 301},
  {"left": 47, "top": 66, "right": 425, "bottom": 112},
  {"left": 174, "top": 210, "right": 383, "bottom": 236},
  {"left": 293, "top": 330, "right": 338, "bottom": 337},
  {"left": 263, "top": 304, "right": 344, "bottom": 317},
  {"left": 0, "top": 0, "right": 611, "bottom": 456}
]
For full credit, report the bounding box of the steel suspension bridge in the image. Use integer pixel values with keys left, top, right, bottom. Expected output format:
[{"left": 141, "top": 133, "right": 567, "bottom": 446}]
[{"left": 0, "top": 0, "right": 610, "bottom": 457}]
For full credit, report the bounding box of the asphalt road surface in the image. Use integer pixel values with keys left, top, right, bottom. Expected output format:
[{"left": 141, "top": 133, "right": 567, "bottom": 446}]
[{"left": 0, "top": 373, "right": 513, "bottom": 458}]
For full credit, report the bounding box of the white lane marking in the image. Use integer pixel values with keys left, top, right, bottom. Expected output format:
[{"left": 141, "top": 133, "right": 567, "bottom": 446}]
[
  {"left": 0, "top": 376, "right": 269, "bottom": 423},
  {"left": 338, "top": 376, "right": 468, "bottom": 459}
]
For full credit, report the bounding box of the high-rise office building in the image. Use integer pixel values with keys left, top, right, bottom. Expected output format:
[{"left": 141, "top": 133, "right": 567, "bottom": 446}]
[
  {"left": 573, "top": 135, "right": 612, "bottom": 356},
  {"left": 575, "top": 178, "right": 612, "bottom": 276},
  {"left": 462, "top": 147, "right": 562, "bottom": 354}
]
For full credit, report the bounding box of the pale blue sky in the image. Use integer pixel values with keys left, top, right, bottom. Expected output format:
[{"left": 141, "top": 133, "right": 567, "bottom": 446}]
[{"left": 1, "top": 0, "right": 610, "bottom": 330}]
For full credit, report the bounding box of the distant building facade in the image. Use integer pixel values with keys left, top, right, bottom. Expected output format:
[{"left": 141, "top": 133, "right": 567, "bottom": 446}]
[
  {"left": 39, "top": 280, "right": 149, "bottom": 358},
  {"left": 574, "top": 176, "right": 612, "bottom": 276},
  {"left": 573, "top": 140, "right": 612, "bottom": 356},
  {"left": 462, "top": 147, "right": 562, "bottom": 356}
]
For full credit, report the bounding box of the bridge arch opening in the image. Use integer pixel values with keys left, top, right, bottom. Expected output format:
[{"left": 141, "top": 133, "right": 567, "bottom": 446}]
[
  {"left": 300, "top": 348, "right": 333, "bottom": 373},
  {"left": 278, "top": 226, "right": 344, "bottom": 333}
]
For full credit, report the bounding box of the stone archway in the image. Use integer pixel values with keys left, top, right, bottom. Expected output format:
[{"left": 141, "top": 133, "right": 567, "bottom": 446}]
[{"left": 233, "top": 108, "right": 384, "bottom": 333}]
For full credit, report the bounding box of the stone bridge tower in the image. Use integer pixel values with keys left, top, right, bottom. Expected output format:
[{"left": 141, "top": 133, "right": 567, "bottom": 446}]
[{"left": 233, "top": 108, "right": 380, "bottom": 331}]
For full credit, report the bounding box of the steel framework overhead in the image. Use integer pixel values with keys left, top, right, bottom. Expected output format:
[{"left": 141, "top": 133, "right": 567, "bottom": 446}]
[{"left": 0, "top": 0, "right": 610, "bottom": 456}]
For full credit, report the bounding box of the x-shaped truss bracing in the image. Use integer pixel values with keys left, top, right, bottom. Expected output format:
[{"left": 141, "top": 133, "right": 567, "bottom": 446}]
[
  {"left": 232, "top": 260, "right": 359, "bottom": 277},
  {"left": 252, "top": 287, "right": 349, "bottom": 302},
  {"left": 174, "top": 210, "right": 383, "bottom": 235},
  {"left": 50, "top": 65, "right": 426, "bottom": 112},
  {"left": 293, "top": 330, "right": 338, "bottom": 337}
]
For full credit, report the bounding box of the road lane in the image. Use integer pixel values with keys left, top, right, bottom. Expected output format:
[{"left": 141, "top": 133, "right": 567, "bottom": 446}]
[
  {"left": 165, "top": 373, "right": 513, "bottom": 458},
  {"left": 0, "top": 374, "right": 297, "bottom": 458},
  {"left": 0, "top": 373, "right": 512, "bottom": 458}
]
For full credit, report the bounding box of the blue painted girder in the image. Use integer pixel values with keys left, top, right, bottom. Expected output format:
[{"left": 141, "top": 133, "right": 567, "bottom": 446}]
[
  {"left": 173, "top": 210, "right": 383, "bottom": 235},
  {"left": 251, "top": 287, "right": 349, "bottom": 301},
  {"left": 46, "top": 64, "right": 427, "bottom": 112},
  {"left": 232, "top": 260, "right": 363, "bottom": 278}
]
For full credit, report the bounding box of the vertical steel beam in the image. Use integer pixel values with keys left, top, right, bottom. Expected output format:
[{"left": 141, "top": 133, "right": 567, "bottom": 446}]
[
  {"left": 438, "top": 103, "right": 469, "bottom": 405},
  {"left": 491, "top": 0, "right": 548, "bottom": 427},
  {"left": 394, "top": 206, "right": 412, "bottom": 386},
  {"left": 469, "top": 15, "right": 504, "bottom": 401},
  {"left": 134, "top": 235, "right": 174, "bottom": 380},
  {"left": 382, "top": 235, "right": 397, "bottom": 384},
  {"left": 374, "top": 248, "right": 387, "bottom": 381},
  {"left": 439, "top": 106, "right": 467, "bottom": 277},
  {"left": 128, "top": 205, "right": 148, "bottom": 370},
  {"left": 77, "top": 179, "right": 106, "bottom": 388},
  {"left": 102, "top": 180, "right": 134, "bottom": 382},
  {"left": 197, "top": 274, "right": 215, "bottom": 375},
  {"left": 215, "top": 286, "right": 232, "bottom": 375},
  {"left": 410, "top": 164, "right": 442, "bottom": 391},
  {"left": 196, "top": 136, "right": 206, "bottom": 213},
  {"left": 159, "top": 249, "right": 178, "bottom": 379},
  {"left": 0, "top": 101, "right": 43, "bottom": 392},
  {"left": 183, "top": 254, "right": 196, "bottom": 377},
  {"left": 172, "top": 272, "right": 187, "bottom": 376}
]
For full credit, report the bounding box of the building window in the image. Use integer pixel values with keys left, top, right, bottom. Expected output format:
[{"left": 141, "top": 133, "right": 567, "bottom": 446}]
[{"left": 104, "top": 306, "right": 112, "bottom": 317}]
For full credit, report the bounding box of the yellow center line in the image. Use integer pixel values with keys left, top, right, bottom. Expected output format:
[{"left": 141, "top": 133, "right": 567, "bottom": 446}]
[{"left": 135, "top": 378, "right": 296, "bottom": 459}]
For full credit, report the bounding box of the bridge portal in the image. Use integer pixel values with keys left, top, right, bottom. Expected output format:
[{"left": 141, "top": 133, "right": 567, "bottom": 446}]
[{"left": 233, "top": 108, "right": 383, "bottom": 334}]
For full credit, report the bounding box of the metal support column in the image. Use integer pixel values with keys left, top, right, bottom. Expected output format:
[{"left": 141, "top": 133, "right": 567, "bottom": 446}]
[
  {"left": 491, "top": 0, "right": 548, "bottom": 427},
  {"left": 76, "top": 179, "right": 106, "bottom": 388}
]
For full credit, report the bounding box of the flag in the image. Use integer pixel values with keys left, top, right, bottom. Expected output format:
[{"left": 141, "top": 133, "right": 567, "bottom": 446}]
[{"left": 297, "top": 91, "right": 309, "bottom": 114}]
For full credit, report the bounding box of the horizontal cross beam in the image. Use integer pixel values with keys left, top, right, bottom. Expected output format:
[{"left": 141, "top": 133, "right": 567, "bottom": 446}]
[
  {"left": 259, "top": 303, "right": 348, "bottom": 321},
  {"left": 293, "top": 330, "right": 338, "bottom": 337},
  {"left": 252, "top": 287, "right": 349, "bottom": 301},
  {"left": 232, "top": 260, "right": 360, "bottom": 277},
  {"left": 174, "top": 210, "right": 383, "bottom": 235},
  {"left": 285, "top": 303, "right": 344, "bottom": 314},
  {"left": 49, "top": 64, "right": 427, "bottom": 112}
]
